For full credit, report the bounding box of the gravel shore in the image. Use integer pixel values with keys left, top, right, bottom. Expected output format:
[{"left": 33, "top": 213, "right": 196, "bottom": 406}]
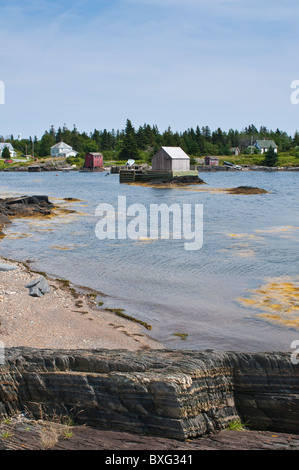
[{"left": 0, "top": 256, "right": 162, "bottom": 351}]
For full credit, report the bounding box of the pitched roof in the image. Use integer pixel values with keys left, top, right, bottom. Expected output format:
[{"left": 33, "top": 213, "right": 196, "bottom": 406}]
[
  {"left": 255, "top": 140, "right": 278, "bottom": 149},
  {"left": 51, "top": 141, "right": 73, "bottom": 149},
  {"left": 0, "top": 143, "right": 14, "bottom": 149},
  {"left": 162, "top": 147, "right": 190, "bottom": 159}
]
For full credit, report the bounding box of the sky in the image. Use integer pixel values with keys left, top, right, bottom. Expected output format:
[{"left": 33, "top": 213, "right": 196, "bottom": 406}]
[{"left": 1, "top": 0, "right": 299, "bottom": 139}]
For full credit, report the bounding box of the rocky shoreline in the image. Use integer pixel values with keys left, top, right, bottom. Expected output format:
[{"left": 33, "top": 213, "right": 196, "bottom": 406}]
[
  {"left": 1, "top": 258, "right": 298, "bottom": 450},
  {"left": 0, "top": 348, "right": 298, "bottom": 443},
  {"left": 1, "top": 162, "right": 299, "bottom": 173},
  {"left": 0, "top": 194, "right": 298, "bottom": 451}
]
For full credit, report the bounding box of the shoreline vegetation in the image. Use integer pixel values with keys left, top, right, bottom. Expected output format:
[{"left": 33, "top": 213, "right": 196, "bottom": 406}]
[
  {"left": 0, "top": 155, "right": 299, "bottom": 172},
  {"left": 2, "top": 120, "right": 299, "bottom": 171}
]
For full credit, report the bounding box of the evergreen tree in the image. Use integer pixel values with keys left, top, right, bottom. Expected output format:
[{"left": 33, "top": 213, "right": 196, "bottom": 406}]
[
  {"left": 49, "top": 125, "right": 56, "bottom": 138},
  {"left": 1, "top": 146, "right": 11, "bottom": 159},
  {"left": 162, "top": 126, "right": 176, "bottom": 146},
  {"left": 92, "top": 129, "right": 101, "bottom": 147},
  {"left": 119, "top": 119, "right": 139, "bottom": 160},
  {"left": 83, "top": 140, "right": 99, "bottom": 153},
  {"left": 101, "top": 129, "right": 110, "bottom": 150},
  {"left": 292, "top": 131, "right": 299, "bottom": 147},
  {"left": 39, "top": 131, "right": 55, "bottom": 157},
  {"left": 56, "top": 127, "right": 63, "bottom": 143},
  {"left": 263, "top": 146, "right": 278, "bottom": 167},
  {"left": 61, "top": 124, "right": 72, "bottom": 145}
]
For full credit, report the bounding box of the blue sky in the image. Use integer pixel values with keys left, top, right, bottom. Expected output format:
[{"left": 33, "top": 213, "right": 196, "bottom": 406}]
[{"left": 1, "top": 0, "right": 299, "bottom": 138}]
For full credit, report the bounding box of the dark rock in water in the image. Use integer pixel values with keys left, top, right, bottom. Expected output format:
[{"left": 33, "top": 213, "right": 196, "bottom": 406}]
[
  {"left": 150, "top": 175, "right": 206, "bottom": 185},
  {"left": 25, "top": 276, "right": 51, "bottom": 297},
  {"left": 0, "top": 348, "right": 298, "bottom": 440},
  {"left": 167, "top": 175, "right": 206, "bottom": 185},
  {"left": 227, "top": 186, "right": 268, "bottom": 195},
  {"left": 0, "top": 195, "right": 55, "bottom": 235},
  {"left": 0, "top": 263, "right": 17, "bottom": 272}
]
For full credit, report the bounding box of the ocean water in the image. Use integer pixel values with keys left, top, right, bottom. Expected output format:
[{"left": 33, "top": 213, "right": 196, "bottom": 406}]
[{"left": 0, "top": 170, "right": 299, "bottom": 352}]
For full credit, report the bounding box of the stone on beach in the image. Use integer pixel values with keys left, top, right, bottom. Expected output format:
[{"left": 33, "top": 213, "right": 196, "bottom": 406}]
[
  {"left": 0, "top": 263, "right": 18, "bottom": 272},
  {"left": 25, "top": 275, "right": 51, "bottom": 297}
]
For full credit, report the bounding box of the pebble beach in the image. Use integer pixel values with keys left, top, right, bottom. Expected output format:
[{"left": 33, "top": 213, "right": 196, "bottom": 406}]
[{"left": 0, "top": 256, "right": 163, "bottom": 351}]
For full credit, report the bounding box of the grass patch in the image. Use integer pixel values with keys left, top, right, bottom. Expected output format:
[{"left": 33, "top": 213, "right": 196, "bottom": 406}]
[
  {"left": 226, "top": 419, "right": 248, "bottom": 431},
  {"left": 218, "top": 152, "right": 299, "bottom": 167},
  {"left": 1, "top": 430, "right": 14, "bottom": 439}
]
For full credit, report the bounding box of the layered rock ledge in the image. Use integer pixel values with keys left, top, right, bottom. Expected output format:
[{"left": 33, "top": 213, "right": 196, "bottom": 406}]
[{"left": 0, "top": 348, "right": 298, "bottom": 440}]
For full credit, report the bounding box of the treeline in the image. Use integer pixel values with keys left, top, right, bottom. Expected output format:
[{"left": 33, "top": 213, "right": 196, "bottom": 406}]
[{"left": 4, "top": 120, "right": 299, "bottom": 161}]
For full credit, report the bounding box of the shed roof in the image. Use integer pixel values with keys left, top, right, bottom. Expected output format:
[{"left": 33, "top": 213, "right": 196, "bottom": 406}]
[{"left": 161, "top": 147, "right": 190, "bottom": 159}]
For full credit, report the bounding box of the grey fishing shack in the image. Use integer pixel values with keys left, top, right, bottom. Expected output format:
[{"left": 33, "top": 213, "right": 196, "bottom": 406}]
[{"left": 151, "top": 147, "right": 190, "bottom": 172}]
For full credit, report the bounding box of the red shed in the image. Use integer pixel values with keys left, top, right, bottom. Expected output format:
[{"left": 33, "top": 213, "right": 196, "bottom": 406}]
[
  {"left": 85, "top": 152, "right": 103, "bottom": 169},
  {"left": 205, "top": 156, "right": 219, "bottom": 166}
]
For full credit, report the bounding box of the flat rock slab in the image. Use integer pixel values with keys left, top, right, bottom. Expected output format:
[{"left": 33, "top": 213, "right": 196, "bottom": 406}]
[
  {"left": 0, "top": 419, "right": 298, "bottom": 450},
  {"left": 0, "top": 263, "right": 18, "bottom": 271}
]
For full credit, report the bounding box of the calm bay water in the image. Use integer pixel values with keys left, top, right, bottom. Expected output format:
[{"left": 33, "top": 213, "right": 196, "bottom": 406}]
[{"left": 0, "top": 170, "right": 298, "bottom": 352}]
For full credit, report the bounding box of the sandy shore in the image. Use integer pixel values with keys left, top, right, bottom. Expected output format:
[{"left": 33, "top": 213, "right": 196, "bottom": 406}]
[{"left": 0, "top": 256, "right": 163, "bottom": 351}]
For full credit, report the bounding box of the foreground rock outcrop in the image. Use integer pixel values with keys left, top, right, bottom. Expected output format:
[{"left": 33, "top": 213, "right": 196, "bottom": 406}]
[{"left": 0, "top": 348, "right": 298, "bottom": 440}]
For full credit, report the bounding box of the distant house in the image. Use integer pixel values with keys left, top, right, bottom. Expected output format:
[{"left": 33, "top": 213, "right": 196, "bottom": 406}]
[
  {"left": 229, "top": 147, "right": 240, "bottom": 156},
  {"left": 205, "top": 156, "right": 219, "bottom": 166},
  {"left": 254, "top": 139, "right": 278, "bottom": 154},
  {"left": 151, "top": 147, "right": 190, "bottom": 172},
  {"left": 50, "top": 141, "right": 78, "bottom": 158},
  {"left": 0, "top": 143, "right": 16, "bottom": 158},
  {"left": 84, "top": 152, "right": 103, "bottom": 170}
]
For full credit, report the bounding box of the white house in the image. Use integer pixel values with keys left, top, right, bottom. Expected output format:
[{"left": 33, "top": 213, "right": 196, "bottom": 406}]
[
  {"left": 254, "top": 139, "right": 278, "bottom": 154},
  {"left": 50, "top": 141, "right": 78, "bottom": 158},
  {"left": 151, "top": 147, "right": 190, "bottom": 172},
  {"left": 0, "top": 143, "right": 16, "bottom": 158}
]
